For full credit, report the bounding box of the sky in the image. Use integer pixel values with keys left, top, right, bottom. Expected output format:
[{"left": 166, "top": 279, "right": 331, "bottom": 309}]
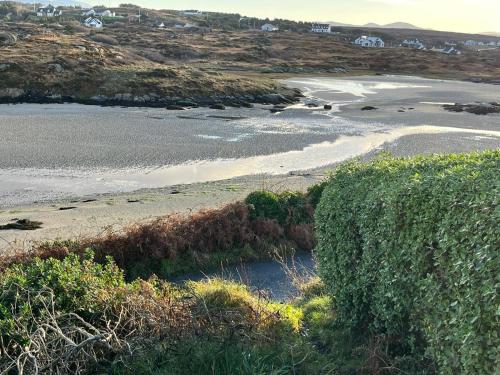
[{"left": 103, "top": 0, "right": 500, "bottom": 34}]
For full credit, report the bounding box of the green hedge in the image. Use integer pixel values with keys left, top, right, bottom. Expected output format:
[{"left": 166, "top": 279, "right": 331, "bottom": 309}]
[
  {"left": 245, "top": 190, "right": 312, "bottom": 225},
  {"left": 315, "top": 151, "right": 499, "bottom": 373}
]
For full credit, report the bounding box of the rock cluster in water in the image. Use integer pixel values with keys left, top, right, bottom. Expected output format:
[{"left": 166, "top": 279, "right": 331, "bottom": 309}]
[{"left": 443, "top": 102, "right": 500, "bottom": 115}]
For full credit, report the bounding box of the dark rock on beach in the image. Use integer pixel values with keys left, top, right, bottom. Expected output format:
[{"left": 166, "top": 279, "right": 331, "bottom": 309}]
[
  {"left": 443, "top": 103, "right": 500, "bottom": 115},
  {"left": 167, "top": 105, "right": 185, "bottom": 110},
  {"left": 210, "top": 103, "right": 226, "bottom": 110},
  {"left": 0, "top": 87, "right": 299, "bottom": 109},
  {"left": 0, "top": 219, "right": 42, "bottom": 231}
]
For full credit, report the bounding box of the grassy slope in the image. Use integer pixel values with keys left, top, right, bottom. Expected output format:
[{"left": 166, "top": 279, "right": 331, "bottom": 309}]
[
  {"left": 0, "top": 251, "right": 354, "bottom": 375},
  {"left": 0, "top": 25, "right": 298, "bottom": 103}
]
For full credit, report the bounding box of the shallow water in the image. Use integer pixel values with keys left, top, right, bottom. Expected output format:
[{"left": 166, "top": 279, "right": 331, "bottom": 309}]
[{"left": 1, "top": 75, "right": 499, "bottom": 206}]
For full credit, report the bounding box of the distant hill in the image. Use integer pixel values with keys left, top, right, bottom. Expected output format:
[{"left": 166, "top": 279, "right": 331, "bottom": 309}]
[
  {"left": 481, "top": 32, "right": 500, "bottom": 37},
  {"left": 326, "top": 21, "right": 354, "bottom": 27},
  {"left": 363, "top": 22, "right": 422, "bottom": 30},
  {"left": 363, "top": 22, "right": 381, "bottom": 28},
  {"left": 326, "top": 21, "right": 423, "bottom": 30},
  {"left": 16, "top": 0, "right": 90, "bottom": 7}
]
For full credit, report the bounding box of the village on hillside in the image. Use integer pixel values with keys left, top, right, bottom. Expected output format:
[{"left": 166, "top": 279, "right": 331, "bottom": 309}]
[{"left": 1, "top": 2, "right": 499, "bottom": 56}]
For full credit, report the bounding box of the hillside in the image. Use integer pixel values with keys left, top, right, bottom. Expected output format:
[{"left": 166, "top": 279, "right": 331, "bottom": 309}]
[{"left": 0, "top": 3, "right": 499, "bottom": 106}]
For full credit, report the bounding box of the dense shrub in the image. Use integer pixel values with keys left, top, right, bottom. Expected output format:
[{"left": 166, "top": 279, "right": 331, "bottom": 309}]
[
  {"left": 90, "top": 33, "right": 119, "bottom": 45},
  {"left": 245, "top": 190, "right": 314, "bottom": 225},
  {"left": 306, "top": 180, "right": 329, "bottom": 208},
  {"left": 246, "top": 191, "right": 288, "bottom": 223},
  {"left": 0, "top": 203, "right": 291, "bottom": 279},
  {"left": 1, "top": 186, "right": 324, "bottom": 280},
  {"left": 0, "top": 253, "right": 315, "bottom": 374},
  {"left": 315, "top": 151, "right": 500, "bottom": 373}
]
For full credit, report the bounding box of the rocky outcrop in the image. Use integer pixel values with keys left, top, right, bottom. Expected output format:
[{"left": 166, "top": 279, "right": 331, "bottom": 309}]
[
  {"left": 443, "top": 103, "right": 500, "bottom": 115},
  {"left": 0, "top": 32, "right": 17, "bottom": 46},
  {"left": 0, "top": 88, "right": 302, "bottom": 109},
  {"left": 0, "top": 88, "right": 25, "bottom": 99}
]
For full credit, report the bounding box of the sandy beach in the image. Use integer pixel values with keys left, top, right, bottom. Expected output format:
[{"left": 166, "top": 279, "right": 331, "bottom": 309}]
[{"left": 1, "top": 75, "right": 499, "bottom": 252}]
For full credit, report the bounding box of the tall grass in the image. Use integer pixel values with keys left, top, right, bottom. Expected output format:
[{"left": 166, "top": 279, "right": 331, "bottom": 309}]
[{"left": 0, "top": 196, "right": 318, "bottom": 279}]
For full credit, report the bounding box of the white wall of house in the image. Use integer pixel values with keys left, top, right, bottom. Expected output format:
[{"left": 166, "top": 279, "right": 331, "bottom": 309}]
[
  {"left": 355, "top": 36, "right": 384, "bottom": 48},
  {"left": 311, "top": 24, "right": 331, "bottom": 33},
  {"left": 37, "top": 5, "right": 61, "bottom": 17},
  {"left": 183, "top": 10, "right": 203, "bottom": 16},
  {"left": 83, "top": 17, "right": 103, "bottom": 29},
  {"left": 99, "top": 10, "right": 115, "bottom": 17},
  {"left": 401, "top": 39, "right": 425, "bottom": 50},
  {"left": 261, "top": 23, "right": 279, "bottom": 32}
]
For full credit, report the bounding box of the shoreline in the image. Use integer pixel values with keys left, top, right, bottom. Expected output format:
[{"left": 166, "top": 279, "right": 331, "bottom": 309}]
[
  {"left": 1, "top": 72, "right": 499, "bottom": 109},
  {"left": 0, "top": 93, "right": 299, "bottom": 109},
  {"left": 1, "top": 128, "right": 499, "bottom": 253},
  {"left": 2, "top": 123, "right": 499, "bottom": 207},
  {"left": 1, "top": 74, "right": 500, "bottom": 252}
]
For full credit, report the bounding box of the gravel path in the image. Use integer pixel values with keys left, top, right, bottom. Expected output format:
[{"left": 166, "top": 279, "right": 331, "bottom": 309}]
[{"left": 173, "top": 252, "right": 316, "bottom": 301}]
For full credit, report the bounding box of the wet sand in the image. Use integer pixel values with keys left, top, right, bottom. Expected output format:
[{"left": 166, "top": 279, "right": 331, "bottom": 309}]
[
  {"left": 1, "top": 130, "right": 498, "bottom": 253},
  {"left": 1, "top": 75, "right": 499, "bottom": 252}
]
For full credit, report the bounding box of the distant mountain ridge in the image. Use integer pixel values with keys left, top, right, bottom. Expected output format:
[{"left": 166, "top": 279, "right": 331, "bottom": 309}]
[
  {"left": 364, "top": 22, "right": 422, "bottom": 29},
  {"left": 326, "top": 21, "right": 422, "bottom": 30},
  {"left": 481, "top": 32, "right": 500, "bottom": 37}
]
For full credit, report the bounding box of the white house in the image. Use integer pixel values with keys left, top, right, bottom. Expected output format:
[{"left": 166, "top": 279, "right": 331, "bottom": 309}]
[
  {"left": 82, "top": 8, "right": 115, "bottom": 17},
  {"left": 261, "top": 23, "right": 279, "bottom": 32},
  {"left": 97, "top": 9, "right": 115, "bottom": 17},
  {"left": 400, "top": 39, "right": 425, "bottom": 50},
  {"left": 37, "top": 5, "right": 62, "bottom": 17},
  {"left": 183, "top": 10, "right": 203, "bottom": 16},
  {"left": 175, "top": 23, "right": 198, "bottom": 30},
  {"left": 158, "top": 22, "right": 165, "bottom": 29},
  {"left": 443, "top": 46, "right": 461, "bottom": 55},
  {"left": 354, "top": 36, "right": 384, "bottom": 48},
  {"left": 128, "top": 14, "right": 141, "bottom": 23},
  {"left": 311, "top": 23, "right": 331, "bottom": 33},
  {"left": 432, "top": 46, "right": 461, "bottom": 55},
  {"left": 82, "top": 9, "right": 95, "bottom": 16},
  {"left": 465, "top": 40, "right": 478, "bottom": 47},
  {"left": 83, "top": 17, "right": 103, "bottom": 29}
]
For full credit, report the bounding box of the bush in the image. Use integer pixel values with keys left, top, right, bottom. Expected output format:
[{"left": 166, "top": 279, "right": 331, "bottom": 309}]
[
  {"left": 0, "top": 253, "right": 317, "bottom": 374},
  {"left": 306, "top": 180, "right": 329, "bottom": 208},
  {"left": 90, "top": 33, "right": 119, "bottom": 45},
  {"left": 246, "top": 191, "right": 287, "bottom": 223},
  {"left": 245, "top": 190, "right": 313, "bottom": 225},
  {"left": 0, "top": 195, "right": 320, "bottom": 280},
  {"left": 315, "top": 151, "right": 500, "bottom": 373}
]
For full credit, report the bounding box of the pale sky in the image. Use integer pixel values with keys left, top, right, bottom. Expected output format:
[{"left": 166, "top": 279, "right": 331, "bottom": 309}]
[{"left": 103, "top": 0, "right": 500, "bottom": 34}]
